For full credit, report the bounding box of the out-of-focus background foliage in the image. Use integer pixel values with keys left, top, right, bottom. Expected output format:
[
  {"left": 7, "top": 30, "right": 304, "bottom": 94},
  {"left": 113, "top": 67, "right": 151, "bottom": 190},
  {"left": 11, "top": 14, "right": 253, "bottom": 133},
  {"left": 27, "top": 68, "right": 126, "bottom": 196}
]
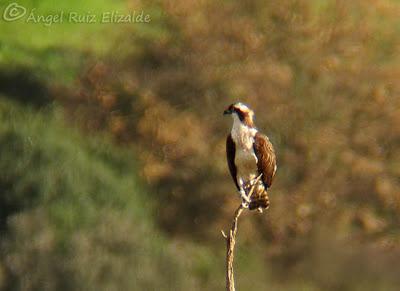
[{"left": 1, "top": 0, "right": 400, "bottom": 290}]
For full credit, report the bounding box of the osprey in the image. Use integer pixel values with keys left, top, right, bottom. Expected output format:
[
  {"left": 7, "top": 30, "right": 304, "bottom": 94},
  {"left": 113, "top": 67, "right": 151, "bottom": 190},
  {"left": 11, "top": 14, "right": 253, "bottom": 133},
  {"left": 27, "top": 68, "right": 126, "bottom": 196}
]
[{"left": 224, "top": 102, "right": 277, "bottom": 211}]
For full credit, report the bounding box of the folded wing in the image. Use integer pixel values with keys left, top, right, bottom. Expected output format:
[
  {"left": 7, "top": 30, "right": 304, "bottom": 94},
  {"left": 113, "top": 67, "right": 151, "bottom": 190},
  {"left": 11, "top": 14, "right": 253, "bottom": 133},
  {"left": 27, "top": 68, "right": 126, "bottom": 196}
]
[
  {"left": 253, "top": 132, "right": 277, "bottom": 189},
  {"left": 226, "top": 134, "right": 240, "bottom": 190}
]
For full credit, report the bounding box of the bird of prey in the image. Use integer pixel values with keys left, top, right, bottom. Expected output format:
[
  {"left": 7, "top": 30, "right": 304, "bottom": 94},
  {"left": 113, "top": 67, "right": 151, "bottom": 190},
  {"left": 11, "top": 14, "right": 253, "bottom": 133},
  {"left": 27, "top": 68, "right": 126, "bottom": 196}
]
[{"left": 224, "top": 102, "right": 277, "bottom": 211}]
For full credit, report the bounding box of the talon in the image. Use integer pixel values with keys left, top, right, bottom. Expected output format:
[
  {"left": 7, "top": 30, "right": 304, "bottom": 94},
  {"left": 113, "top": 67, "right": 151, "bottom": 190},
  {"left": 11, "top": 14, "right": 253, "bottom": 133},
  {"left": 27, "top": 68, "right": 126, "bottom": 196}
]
[
  {"left": 239, "top": 189, "right": 250, "bottom": 203},
  {"left": 242, "top": 194, "right": 251, "bottom": 203}
]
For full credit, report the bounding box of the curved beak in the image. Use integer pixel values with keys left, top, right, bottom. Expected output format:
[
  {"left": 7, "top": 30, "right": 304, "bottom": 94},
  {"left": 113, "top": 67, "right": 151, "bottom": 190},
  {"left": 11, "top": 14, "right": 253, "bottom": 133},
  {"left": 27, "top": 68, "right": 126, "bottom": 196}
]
[{"left": 223, "top": 109, "right": 233, "bottom": 115}]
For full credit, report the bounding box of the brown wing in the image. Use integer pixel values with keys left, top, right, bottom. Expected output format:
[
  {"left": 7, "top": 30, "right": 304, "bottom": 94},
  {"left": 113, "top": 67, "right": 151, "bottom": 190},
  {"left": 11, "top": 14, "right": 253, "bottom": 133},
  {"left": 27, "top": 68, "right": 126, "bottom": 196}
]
[
  {"left": 226, "top": 134, "right": 240, "bottom": 190},
  {"left": 253, "top": 132, "right": 277, "bottom": 188}
]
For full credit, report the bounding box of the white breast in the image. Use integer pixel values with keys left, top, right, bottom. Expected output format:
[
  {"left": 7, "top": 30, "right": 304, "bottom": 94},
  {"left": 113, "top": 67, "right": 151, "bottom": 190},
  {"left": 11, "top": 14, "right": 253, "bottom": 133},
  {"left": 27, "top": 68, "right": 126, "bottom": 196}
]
[
  {"left": 231, "top": 114, "right": 258, "bottom": 181},
  {"left": 235, "top": 148, "right": 258, "bottom": 181}
]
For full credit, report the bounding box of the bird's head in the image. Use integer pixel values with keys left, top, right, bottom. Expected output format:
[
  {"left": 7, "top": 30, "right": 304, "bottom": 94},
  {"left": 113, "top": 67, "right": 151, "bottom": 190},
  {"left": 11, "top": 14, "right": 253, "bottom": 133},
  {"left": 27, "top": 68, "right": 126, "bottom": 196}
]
[{"left": 223, "top": 102, "right": 255, "bottom": 127}]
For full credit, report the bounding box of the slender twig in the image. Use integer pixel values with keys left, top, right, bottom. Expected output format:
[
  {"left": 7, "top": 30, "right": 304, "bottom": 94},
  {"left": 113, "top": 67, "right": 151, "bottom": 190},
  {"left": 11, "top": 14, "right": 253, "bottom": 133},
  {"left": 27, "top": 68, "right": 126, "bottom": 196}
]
[
  {"left": 223, "top": 204, "right": 243, "bottom": 291},
  {"left": 222, "top": 177, "right": 262, "bottom": 291}
]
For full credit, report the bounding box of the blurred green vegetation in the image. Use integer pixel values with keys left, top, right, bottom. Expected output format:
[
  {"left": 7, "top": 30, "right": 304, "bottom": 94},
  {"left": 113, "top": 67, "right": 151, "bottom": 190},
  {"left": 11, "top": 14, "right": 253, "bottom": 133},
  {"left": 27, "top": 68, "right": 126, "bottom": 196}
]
[
  {"left": 0, "top": 98, "right": 191, "bottom": 290},
  {"left": 0, "top": 0, "right": 127, "bottom": 84},
  {"left": 1, "top": 0, "right": 400, "bottom": 290}
]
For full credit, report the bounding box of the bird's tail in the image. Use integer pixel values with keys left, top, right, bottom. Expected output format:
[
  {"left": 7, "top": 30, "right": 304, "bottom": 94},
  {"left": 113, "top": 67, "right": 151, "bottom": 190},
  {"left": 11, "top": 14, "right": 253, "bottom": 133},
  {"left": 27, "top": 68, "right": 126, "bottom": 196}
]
[{"left": 249, "top": 187, "right": 270, "bottom": 211}]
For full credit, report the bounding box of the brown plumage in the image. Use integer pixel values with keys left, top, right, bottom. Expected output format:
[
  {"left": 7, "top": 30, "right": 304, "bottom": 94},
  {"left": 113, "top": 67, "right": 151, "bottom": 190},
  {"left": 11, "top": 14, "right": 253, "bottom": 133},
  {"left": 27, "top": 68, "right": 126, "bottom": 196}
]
[
  {"left": 224, "top": 102, "right": 277, "bottom": 210},
  {"left": 226, "top": 134, "right": 239, "bottom": 191},
  {"left": 249, "top": 191, "right": 270, "bottom": 210},
  {"left": 253, "top": 132, "right": 277, "bottom": 189}
]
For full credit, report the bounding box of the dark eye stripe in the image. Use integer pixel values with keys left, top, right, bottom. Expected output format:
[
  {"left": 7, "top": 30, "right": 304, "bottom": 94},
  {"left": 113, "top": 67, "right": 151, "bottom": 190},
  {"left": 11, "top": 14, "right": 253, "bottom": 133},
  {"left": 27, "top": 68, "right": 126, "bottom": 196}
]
[
  {"left": 233, "top": 108, "right": 254, "bottom": 127},
  {"left": 236, "top": 110, "right": 245, "bottom": 122}
]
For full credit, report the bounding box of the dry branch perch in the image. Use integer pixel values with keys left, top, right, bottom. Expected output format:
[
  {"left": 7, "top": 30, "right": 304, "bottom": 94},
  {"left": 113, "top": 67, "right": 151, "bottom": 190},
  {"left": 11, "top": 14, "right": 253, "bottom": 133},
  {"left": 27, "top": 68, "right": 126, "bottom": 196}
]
[
  {"left": 222, "top": 176, "right": 262, "bottom": 291},
  {"left": 222, "top": 204, "right": 244, "bottom": 291}
]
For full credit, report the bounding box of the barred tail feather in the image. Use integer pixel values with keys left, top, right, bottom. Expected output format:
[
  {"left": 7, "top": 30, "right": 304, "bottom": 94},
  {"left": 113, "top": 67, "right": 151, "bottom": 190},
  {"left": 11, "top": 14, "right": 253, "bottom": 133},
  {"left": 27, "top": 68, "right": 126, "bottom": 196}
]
[{"left": 249, "top": 188, "right": 270, "bottom": 210}]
